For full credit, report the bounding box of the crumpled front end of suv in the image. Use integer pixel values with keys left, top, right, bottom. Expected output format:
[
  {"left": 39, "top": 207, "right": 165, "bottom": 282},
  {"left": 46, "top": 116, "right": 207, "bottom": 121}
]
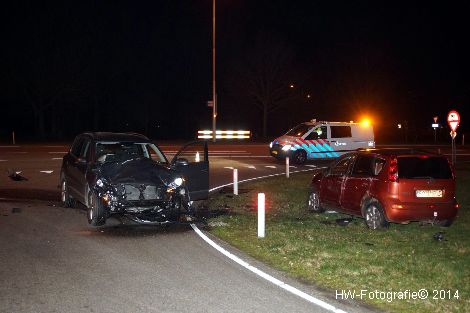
[{"left": 91, "top": 158, "right": 192, "bottom": 224}]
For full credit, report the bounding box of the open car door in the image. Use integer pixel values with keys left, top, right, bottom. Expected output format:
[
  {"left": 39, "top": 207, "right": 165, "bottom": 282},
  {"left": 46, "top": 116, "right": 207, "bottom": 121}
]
[{"left": 171, "top": 141, "right": 209, "bottom": 201}]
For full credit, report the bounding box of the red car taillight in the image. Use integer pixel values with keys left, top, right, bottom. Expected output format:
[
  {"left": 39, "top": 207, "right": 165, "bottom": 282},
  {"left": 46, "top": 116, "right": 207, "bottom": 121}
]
[{"left": 389, "top": 156, "right": 398, "bottom": 182}]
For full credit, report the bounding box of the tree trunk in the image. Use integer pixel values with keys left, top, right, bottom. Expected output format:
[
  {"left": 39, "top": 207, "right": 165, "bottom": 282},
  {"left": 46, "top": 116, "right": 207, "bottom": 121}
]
[
  {"left": 262, "top": 102, "right": 268, "bottom": 138},
  {"left": 34, "top": 109, "right": 46, "bottom": 139}
]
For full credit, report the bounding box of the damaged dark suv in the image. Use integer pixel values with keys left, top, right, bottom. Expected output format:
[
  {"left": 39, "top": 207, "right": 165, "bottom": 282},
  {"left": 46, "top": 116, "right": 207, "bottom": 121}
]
[{"left": 59, "top": 132, "right": 209, "bottom": 226}]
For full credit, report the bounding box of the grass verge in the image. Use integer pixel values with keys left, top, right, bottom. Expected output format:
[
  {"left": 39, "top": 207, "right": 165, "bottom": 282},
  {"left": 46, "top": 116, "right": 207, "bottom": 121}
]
[{"left": 206, "top": 165, "right": 470, "bottom": 313}]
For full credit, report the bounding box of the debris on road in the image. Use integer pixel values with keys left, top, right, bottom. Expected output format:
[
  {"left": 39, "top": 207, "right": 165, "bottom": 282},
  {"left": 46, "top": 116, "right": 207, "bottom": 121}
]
[
  {"left": 7, "top": 170, "right": 28, "bottom": 181},
  {"left": 433, "top": 231, "right": 445, "bottom": 241}
]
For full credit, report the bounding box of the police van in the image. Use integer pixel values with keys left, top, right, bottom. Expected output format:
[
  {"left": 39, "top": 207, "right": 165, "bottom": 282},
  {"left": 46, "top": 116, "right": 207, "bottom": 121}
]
[{"left": 269, "top": 120, "right": 375, "bottom": 164}]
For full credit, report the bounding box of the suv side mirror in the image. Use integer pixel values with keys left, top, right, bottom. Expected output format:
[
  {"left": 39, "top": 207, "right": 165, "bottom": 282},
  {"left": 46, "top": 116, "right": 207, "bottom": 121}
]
[{"left": 174, "top": 158, "right": 189, "bottom": 166}]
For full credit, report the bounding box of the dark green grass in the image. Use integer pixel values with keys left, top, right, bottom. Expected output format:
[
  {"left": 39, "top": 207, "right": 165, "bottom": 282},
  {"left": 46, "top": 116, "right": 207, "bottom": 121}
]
[{"left": 206, "top": 165, "right": 470, "bottom": 313}]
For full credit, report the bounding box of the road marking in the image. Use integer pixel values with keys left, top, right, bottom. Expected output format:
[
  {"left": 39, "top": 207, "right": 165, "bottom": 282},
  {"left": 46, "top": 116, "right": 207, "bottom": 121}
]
[
  {"left": 245, "top": 165, "right": 256, "bottom": 169},
  {"left": 191, "top": 169, "right": 346, "bottom": 312},
  {"left": 51, "top": 158, "right": 63, "bottom": 160},
  {"left": 0, "top": 160, "right": 7, "bottom": 162},
  {"left": 191, "top": 225, "right": 346, "bottom": 313},
  {"left": 289, "top": 165, "right": 297, "bottom": 168},
  {"left": 39, "top": 170, "right": 54, "bottom": 174},
  {"left": 305, "top": 165, "right": 317, "bottom": 168},
  {"left": 199, "top": 168, "right": 347, "bottom": 311},
  {"left": 43, "top": 145, "right": 67, "bottom": 148},
  {"left": 265, "top": 165, "right": 276, "bottom": 169},
  {"left": 223, "top": 166, "right": 234, "bottom": 170},
  {"left": 48, "top": 152, "right": 67, "bottom": 154}
]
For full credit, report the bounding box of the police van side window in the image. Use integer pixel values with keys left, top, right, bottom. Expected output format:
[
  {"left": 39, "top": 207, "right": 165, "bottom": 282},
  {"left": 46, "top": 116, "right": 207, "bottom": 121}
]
[
  {"left": 305, "top": 126, "right": 327, "bottom": 140},
  {"left": 331, "top": 126, "right": 352, "bottom": 138}
]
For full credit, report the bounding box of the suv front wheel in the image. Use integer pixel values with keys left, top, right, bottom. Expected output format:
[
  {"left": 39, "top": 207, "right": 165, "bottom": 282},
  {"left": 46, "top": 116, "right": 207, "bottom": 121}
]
[
  {"left": 87, "top": 191, "right": 106, "bottom": 226},
  {"left": 364, "top": 201, "right": 388, "bottom": 229}
]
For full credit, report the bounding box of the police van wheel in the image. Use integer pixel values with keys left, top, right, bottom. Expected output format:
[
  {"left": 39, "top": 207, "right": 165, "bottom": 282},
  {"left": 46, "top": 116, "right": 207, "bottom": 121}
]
[{"left": 293, "top": 150, "right": 307, "bottom": 164}]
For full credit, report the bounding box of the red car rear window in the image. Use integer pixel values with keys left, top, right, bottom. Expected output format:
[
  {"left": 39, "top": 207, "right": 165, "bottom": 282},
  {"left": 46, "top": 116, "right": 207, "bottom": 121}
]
[{"left": 397, "top": 156, "right": 452, "bottom": 179}]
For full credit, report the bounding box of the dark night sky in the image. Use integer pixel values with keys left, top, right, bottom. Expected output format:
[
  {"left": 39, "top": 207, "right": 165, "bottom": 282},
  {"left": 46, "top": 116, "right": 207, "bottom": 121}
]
[{"left": 1, "top": 1, "right": 469, "bottom": 142}]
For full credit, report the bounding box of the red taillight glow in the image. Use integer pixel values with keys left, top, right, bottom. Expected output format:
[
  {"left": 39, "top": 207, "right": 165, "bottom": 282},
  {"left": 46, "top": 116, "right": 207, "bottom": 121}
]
[{"left": 389, "top": 156, "right": 398, "bottom": 182}]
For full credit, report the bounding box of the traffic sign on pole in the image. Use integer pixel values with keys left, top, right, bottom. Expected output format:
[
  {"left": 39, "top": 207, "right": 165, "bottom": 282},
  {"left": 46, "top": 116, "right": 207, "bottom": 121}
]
[{"left": 447, "top": 110, "right": 460, "bottom": 132}]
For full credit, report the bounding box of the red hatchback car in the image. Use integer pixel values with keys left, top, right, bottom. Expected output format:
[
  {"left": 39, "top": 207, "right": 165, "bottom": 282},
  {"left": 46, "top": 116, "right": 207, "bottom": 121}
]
[{"left": 307, "top": 149, "right": 459, "bottom": 229}]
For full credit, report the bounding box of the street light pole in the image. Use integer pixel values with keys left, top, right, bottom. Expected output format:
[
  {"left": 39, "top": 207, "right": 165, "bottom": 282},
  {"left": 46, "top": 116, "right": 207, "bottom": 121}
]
[{"left": 212, "top": 0, "right": 217, "bottom": 142}]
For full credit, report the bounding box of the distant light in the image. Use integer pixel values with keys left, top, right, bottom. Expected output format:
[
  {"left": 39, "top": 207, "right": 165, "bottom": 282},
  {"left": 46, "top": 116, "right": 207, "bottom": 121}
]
[
  {"left": 197, "top": 130, "right": 251, "bottom": 139},
  {"left": 397, "top": 124, "right": 402, "bottom": 129},
  {"left": 432, "top": 123, "right": 439, "bottom": 128},
  {"left": 290, "top": 84, "right": 294, "bottom": 88},
  {"left": 307, "top": 94, "right": 311, "bottom": 98}
]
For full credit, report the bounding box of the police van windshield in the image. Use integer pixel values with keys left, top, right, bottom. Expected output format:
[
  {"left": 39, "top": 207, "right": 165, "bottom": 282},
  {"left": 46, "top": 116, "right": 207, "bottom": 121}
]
[{"left": 286, "top": 123, "right": 311, "bottom": 137}]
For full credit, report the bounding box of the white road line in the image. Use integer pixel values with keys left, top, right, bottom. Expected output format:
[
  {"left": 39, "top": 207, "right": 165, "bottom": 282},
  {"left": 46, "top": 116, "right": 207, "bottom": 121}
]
[
  {"left": 191, "top": 168, "right": 346, "bottom": 313},
  {"left": 289, "top": 166, "right": 297, "bottom": 168},
  {"left": 223, "top": 166, "right": 234, "bottom": 170},
  {"left": 191, "top": 225, "right": 346, "bottom": 313},
  {"left": 0, "top": 160, "right": 7, "bottom": 162},
  {"left": 305, "top": 165, "right": 317, "bottom": 168},
  {"left": 51, "top": 158, "right": 63, "bottom": 160},
  {"left": 39, "top": 170, "right": 54, "bottom": 174},
  {"left": 265, "top": 165, "right": 276, "bottom": 169},
  {"left": 245, "top": 165, "right": 256, "bottom": 169},
  {"left": 208, "top": 168, "right": 324, "bottom": 193},
  {"left": 48, "top": 152, "right": 67, "bottom": 154}
]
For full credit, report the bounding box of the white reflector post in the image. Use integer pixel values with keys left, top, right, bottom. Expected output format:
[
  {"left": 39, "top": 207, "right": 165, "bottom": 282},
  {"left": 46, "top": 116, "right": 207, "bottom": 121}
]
[
  {"left": 286, "top": 157, "right": 289, "bottom": 178},
  {"left": 258, "top": 193, "right": 265, "bottom": 238},
  {"left": 233, "top": 168, "right": 238, "bottom": 195}
]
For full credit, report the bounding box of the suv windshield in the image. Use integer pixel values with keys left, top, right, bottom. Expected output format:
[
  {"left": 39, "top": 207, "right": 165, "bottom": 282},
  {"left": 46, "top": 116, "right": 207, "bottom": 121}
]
[
  {"left": 398, "top": 156, "right": 452, "bottom": 179},
  {"left": 96, "top": 142, "right": 167, "bottom": 164},
  {"left": 286, "top": 123, "right": 311, "bottom": 137}
]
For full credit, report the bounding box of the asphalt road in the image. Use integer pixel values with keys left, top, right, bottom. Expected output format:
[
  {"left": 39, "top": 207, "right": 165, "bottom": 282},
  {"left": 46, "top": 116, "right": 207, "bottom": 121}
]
[{"left": 1, "top": 142, "right": 468, "bottom": 313}]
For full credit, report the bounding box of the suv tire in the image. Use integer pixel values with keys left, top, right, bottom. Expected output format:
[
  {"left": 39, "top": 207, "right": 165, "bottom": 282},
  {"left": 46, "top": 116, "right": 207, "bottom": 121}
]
[
  {"left": 87, "top": 191, "right": 106, "bottom": 226},
  {"left": 364, "top": 200, "right": 388, "bottom": 229}
]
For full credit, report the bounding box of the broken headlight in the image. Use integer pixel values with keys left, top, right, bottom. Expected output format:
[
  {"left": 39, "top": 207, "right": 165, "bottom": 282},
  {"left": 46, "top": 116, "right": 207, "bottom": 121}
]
[{"left": 167, "top": 177, "right": 184, "bottom": 190}]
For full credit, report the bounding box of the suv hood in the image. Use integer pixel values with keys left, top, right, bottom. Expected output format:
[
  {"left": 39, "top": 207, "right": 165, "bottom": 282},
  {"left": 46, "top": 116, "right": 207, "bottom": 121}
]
[{"left": 97, "top": 158, "right": 175, "bottom": 185}]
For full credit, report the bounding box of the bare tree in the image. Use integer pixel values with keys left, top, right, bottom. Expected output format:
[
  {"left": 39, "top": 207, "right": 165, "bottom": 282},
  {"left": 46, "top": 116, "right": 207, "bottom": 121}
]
[{"left": 236, "top": 32, "right": 301, "bottom": 137}]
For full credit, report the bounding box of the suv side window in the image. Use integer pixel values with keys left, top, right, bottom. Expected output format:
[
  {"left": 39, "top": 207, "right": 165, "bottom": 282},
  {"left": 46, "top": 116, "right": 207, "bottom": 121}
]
[
  {"left": 71, "top": 137, "right": 84, "bottom": 157},
  {"left": 80, "top": 139, "right": 91, "bottom": 160},
  {"left": 305, "top": 126, "right": 327, "bottom": 140},
  {"left": 330, "top": 156, "right": 353, "bottom": 176}
]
